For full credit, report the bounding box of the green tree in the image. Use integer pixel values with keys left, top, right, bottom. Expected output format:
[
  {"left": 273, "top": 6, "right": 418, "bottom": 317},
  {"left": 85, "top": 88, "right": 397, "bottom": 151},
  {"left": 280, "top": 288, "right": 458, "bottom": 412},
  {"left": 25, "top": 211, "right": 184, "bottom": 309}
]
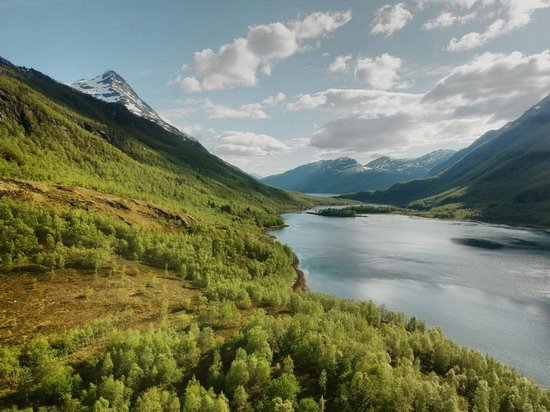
[
  {"left": 268, "top": 373, "right": 300, "bottom": 402},
  {"left": 232, "top": 385, "right": 251, "bottom": 412},
  {"left": 134, "top": 387, "right": 180, "bottom": 412}
]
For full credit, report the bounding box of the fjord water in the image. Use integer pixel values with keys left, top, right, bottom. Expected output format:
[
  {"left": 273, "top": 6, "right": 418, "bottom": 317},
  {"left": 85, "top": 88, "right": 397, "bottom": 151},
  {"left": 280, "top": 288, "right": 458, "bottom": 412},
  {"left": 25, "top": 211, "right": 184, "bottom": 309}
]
[{"left": 270, "top": 212, "right": 550, "bottom": 386}]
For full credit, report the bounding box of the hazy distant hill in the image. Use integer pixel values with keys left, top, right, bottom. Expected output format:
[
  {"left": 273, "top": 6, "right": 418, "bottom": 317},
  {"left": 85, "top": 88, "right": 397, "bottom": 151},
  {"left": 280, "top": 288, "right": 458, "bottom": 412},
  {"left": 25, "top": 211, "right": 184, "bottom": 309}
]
[
  {"left": 262, "top": 150, "right": 455, "bottom": 194},
  {"left": 344, "top": 94, "right": 550, "bottom": 226}
]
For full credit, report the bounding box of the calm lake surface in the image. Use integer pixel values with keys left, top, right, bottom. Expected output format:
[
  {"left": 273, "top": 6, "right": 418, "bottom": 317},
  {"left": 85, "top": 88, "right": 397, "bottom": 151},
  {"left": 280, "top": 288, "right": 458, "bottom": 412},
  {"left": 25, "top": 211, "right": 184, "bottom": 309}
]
[{"left": 269, "top": 211, "right": 550, "bottom": 386}]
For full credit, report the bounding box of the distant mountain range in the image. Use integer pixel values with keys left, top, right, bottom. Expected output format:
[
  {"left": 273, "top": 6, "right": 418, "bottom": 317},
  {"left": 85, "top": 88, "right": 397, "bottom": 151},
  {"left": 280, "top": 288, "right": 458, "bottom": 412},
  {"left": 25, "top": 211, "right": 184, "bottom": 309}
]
[
  {"left": 344, "top": 94, "right": 550, "bottom": 227},
  {"left": 69, "top": 70, "right": 196, "bottom": 142},
  {"left": 262, "top": 150, "right": 456, "bottom": 194}
]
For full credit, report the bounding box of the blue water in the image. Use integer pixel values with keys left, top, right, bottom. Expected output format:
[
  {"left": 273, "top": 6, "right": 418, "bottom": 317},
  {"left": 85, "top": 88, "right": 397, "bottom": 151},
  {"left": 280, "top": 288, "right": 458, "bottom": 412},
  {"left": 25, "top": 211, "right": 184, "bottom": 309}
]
[{"left": 270, "top": 212, "right": 550, "bottom": 386}]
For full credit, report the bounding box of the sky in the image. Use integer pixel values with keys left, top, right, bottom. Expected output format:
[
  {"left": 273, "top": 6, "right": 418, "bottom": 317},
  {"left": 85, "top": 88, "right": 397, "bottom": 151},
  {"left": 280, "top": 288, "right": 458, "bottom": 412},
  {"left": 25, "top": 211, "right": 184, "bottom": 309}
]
[{"left": 1, "top": 0, "right": 550, "bottom": 176}]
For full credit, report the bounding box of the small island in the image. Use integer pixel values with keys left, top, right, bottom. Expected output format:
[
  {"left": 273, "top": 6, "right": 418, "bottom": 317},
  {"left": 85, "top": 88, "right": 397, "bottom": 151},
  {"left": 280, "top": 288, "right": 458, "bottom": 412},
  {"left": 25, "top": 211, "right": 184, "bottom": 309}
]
[{"left": 311, "top": 204, "right": 408, "bottom": 217}]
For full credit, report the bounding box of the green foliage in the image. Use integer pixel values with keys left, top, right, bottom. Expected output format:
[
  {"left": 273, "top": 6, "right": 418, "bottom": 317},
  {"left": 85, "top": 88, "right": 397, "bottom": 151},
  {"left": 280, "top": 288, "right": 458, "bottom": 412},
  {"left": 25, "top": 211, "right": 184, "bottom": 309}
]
[
  {"left": 267, "top": 373, "right": 300, "bottom": 401},
  {"left": 314, "top": 204, "right": 409, "bottom": 218},
  {"left": 82, "top": 375, "right": 132, "bottom": 411},
  {"left": 102, "top": 328, "right": 183, "bottom": 390},
  {"left": 134, "top": 387, "right": 180, "bottom": 412},
  {"left": 296, "top": 397, "right": 319, "bottom": 412},
  {"left": 17, "top": 338, "right": 81, "bottom": 404},
  {"left": 0, "top": 67, "right": 319, "bottom": 233},
  {"left": 198, "top": 300, "right": 241, "bottom": 329},
  {"left": 182, "top": 376, "right": 230, "bottom": 412},
  {"left": 0, "top": 60, "right": 549, "bottom": 411},
  {"left": 0, "top": 346, "right": 20, "bottom": 383},
  {"left": 232, "top": 385, "right": 251, "bottom": 412}
]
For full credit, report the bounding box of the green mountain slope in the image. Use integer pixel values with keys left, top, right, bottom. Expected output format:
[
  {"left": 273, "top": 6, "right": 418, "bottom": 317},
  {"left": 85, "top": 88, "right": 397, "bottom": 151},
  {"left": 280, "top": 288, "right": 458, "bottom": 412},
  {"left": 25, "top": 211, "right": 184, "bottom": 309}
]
[
  {"left": 262, "top": 150, "right": 455, "bottom": 194},
  {"left": 0, "top": 58, "right": 315, "bottom": 227},
  {"left": 344, "top": 94, "right": 550, "bottom": 227},
  {"left": 1, "top": 59, "right": 549, "bottom": 410}
]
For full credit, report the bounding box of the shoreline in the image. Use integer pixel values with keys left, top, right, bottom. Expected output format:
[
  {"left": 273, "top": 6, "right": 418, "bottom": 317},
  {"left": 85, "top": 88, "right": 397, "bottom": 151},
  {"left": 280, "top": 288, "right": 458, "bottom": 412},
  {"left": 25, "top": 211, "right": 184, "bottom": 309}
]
[
  {"left": 291, "top": 255, "right": 307, "bottom": 291},
  {"left": 263, "top": 218, "right": 307, "bottom": 291},
  {"left": 310, "top": 204, "right": 550, "bottom": 231}
]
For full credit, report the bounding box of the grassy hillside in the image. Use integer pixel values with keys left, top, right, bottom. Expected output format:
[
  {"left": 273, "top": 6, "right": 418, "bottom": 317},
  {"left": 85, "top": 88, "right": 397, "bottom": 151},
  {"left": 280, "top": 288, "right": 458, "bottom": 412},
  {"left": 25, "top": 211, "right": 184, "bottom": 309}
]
[
  {"left": 1, "top": 60, "right": 549, "bottom": 410},
  {"left": 0, "top": 58, "right": 317, "bottom": 227},
  {"left": 344, "top": 95, "right": 550, "bottom": 227}
]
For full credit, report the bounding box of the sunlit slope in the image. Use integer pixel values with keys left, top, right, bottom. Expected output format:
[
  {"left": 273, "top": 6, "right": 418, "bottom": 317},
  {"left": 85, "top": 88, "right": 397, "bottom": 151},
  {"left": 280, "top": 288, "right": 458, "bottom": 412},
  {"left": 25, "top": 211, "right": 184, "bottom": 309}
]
[{"left": 0, "top": 58, "right": 314, "bottom": 228}]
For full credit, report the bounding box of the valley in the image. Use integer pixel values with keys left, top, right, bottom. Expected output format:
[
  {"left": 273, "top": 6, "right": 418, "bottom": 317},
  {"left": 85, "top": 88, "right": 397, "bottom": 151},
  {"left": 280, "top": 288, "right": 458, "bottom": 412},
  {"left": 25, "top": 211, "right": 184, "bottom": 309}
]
[{"left": 1, "top": 55, "right": 549, "bottom": 411}]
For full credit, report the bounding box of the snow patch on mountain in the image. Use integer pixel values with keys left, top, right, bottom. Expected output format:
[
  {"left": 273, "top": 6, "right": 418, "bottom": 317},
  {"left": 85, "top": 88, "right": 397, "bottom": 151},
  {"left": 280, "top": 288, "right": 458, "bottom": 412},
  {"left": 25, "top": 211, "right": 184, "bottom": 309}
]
[
  {"left": 69, "top": 71, "right": 196, "bottom": 141},
  {"left": 366, "top": 149, "right": 456, "bottom": 176}
]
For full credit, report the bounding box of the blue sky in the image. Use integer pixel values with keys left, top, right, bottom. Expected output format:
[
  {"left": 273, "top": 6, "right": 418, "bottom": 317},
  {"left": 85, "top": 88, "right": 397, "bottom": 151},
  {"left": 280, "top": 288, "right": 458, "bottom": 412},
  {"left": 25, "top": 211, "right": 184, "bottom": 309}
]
[{"left": 1, "top": 0, "right": 549, "bottom": 176}]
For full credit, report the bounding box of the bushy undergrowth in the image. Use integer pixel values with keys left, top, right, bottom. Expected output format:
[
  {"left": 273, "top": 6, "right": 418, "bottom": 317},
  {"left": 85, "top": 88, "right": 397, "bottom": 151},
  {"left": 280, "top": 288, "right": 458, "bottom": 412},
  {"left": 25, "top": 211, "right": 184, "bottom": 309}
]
[{"left": 2, "top": 291, "right": 549, "bottom": 411}]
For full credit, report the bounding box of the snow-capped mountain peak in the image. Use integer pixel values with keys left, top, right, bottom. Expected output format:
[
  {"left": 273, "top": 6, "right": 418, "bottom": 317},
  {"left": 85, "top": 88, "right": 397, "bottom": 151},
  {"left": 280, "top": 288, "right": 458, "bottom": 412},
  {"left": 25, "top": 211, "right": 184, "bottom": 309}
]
[{"left": 69, "top": 71, "right": 196, "bottom": 142}]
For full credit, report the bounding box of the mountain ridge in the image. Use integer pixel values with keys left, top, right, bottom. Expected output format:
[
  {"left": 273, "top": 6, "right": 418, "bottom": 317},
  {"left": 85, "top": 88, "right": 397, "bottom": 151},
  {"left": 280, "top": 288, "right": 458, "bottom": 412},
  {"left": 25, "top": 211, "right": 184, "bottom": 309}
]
[
  {"left": 69, "top": 70, "right": 196, "bottom": 142},
  {"left": 262, "top": 149, "right": 456, "bottom": 194},
  {"left": 343, "top": 93, "right": 550, "bottom": 227}
]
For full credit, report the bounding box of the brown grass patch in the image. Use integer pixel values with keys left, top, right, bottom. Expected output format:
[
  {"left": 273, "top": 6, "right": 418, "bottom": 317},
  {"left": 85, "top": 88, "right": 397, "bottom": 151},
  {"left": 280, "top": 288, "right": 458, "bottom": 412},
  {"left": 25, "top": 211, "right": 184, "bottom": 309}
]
[
  {"left": 0, "top": 258, "right": 199, "bottom": 345},
  {"left": 0, "top": 177, "right": 193, "bottom": 231}
]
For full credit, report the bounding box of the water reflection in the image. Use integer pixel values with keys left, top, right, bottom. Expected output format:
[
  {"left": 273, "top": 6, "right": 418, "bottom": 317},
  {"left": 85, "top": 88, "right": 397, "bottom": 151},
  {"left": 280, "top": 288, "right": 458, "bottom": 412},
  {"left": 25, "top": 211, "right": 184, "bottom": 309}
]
[{"left": 270, "top": 212, "right": 550, "bottom": 386}]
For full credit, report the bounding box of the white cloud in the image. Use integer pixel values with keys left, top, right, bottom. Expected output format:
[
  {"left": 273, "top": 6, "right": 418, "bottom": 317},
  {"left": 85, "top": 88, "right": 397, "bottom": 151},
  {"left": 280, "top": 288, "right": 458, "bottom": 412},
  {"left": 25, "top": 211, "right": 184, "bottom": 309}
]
[
  {"left": 247, "top": 23, "right": 298, "bottom": 59},
  {"left": 180, "top": 76, "right": 202, "bottom": 92},
  {"left": 370, "top": 3, "right": 413, "bottom": 36},
  {"left": 287, "top": 93, "right": 329, "bottom": 112},
  {"left": 446, "top": 0, "right": 550, "bottom": 51},
  {"left": 166, "top": 93, "right": 286, "bottom": 120},
  {"left": 447, "top": 18, "right": 507, "bottom": 51},
  {"left": 179, "top": 123, "right": 203, "bottom": 135},
  {"left": 201, "top": 100, "right": 268, "bottom": 119},
  {"left": 290, "top": 10, "right": 353, "bottom": 39},
  {"left": 261, "top": 92, "right": 286, "bottom": 106},
  {"left": 288, "top": 50, "right": 550, "bottom": 153},
  {"left": 327, "top": 53, "right": 404, "bottom": 90},
  {"left": 425, "top": 50, "right": 550, "bottom": 118},
  {"left": 288, "top": 88, "right": 422, "bottom": 116},
  {"left": 507, "top": 0, "right": 550, "bottom": 27},
  {"left": 423, "top": 11, "right": 478, "bottom": 30},
  {"left": 417, "top": 0, "right": 485, "bottom": 10},
  {"left": 215, "top": 131, "right": 289, "bottom": 156},
  {"left": 355, "top": 54, "right": 403, "bottom": 90},
  {"left": 174, "top": 10, "right": 352, "bottom": 92},
  {"left": 329, "top": 54, "right": 352, "bottom": 73}
]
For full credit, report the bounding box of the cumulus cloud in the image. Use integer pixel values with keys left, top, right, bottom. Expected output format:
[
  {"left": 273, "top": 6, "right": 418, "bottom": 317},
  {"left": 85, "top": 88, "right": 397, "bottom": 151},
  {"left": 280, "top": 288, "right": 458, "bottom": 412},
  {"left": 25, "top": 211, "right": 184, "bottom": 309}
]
[
  {"left": 370, "top": 3, "right": 413, "bottom": 36},
  {"left": 355, "top": 54, "right": 403, "bottom": 90},
  {"left": 288, "top": 50, "right": 550, "bottom": 153},
  {"left": 327, "top": 53, "right": 404, "bottom": 90},
  {"left": 424, "top": 49, "right": 550, "bottom": 118},
  {"left": 290, "top": 10, "right": 353, "bottom": 39},
  {"left": 174, "top": 10, "right": 352, "bottom": 92},
  {"left": 214, "top": 131, "right": 289, "bottom": 156},
  {"left": 261, "top": 92, "right": 286, "bottom": 106},
  {"left": 446, "top": 0, "right": 550, "bottom": 51},
  {"left": 329, "top": 54, "right": 352, "bottom": 73}
]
